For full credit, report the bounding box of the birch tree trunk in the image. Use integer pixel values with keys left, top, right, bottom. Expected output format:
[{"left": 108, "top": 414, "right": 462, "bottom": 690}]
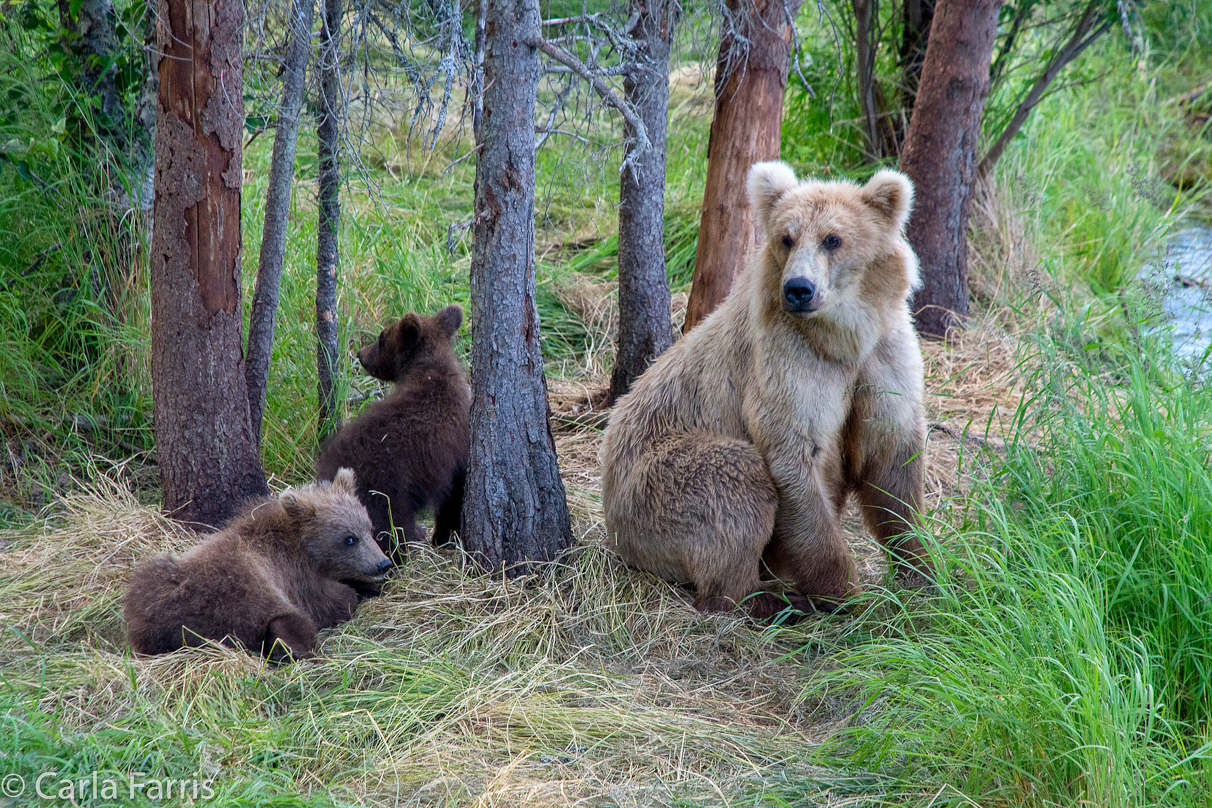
[
  {"left": 246, "top": 0, "right": 316, "bottom": 450},
  {"left": 316, "top": 0, "right": 343, "bottom": 441},
  {"left": 900, "top": 0, "right": 1000, "bottom": 338},
  {"left": 463, "top": 0, "right": 572, "bottom": 573},
  {"left": 682, "top": 0, "right": 804, "bottom": 333},
  {"left": 149, "top": 0, "right": 268, "bottom": 526},
  {"left": 609, "top": 0, "right": 678, "bottom": 400}
]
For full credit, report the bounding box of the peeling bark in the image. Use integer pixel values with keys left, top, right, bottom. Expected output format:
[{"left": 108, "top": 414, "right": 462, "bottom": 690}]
[{"left": 149, "top": 0, "right": 268, "bottom": 526}]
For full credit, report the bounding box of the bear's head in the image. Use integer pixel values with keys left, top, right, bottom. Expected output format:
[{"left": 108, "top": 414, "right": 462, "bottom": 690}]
[
  {"left": 747, "top": 162, "right": 918, "bottom": 344},
  {"left": 357, "top": 304, "right": 463, "bottom": 383},
  {"left": 280, "top": 468, "right": 391, "bottom": 583}
]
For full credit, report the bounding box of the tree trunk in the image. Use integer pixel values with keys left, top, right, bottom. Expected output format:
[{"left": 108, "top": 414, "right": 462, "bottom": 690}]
[
  {"left": 683, "top": 0, "right": 804, "bottom": 333},
  {"left": 853, "top": 0, "right": 897, "bottom": 159},
  {"left": 608, "top": 0, "right": 678, "bottom": 400},
  {"left": 246, "top": 0, "right": 316, "bottom": 451},
  {"left": 316, "top": 0, "right": 343, "bottom": 442},
  {"left": 150, "top": 0, "right": 268, "bottom": 526},
  {"left": 463, "top": 0, "right": 572, "bottom": 573},
  {"left": 899, "top": 0, "right": 936, "bottom": 122},
  {"left": 900, "top": 0, "right": 1000, "bottom": 339}
]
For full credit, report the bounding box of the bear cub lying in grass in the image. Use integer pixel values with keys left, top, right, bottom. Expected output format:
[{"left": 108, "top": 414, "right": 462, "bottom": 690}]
[
  {"left": 125, "top": 469, "right": 389, "bottom": 662},
  {"left": 317, "top": 304, "right": 471, "bottom": 564}
]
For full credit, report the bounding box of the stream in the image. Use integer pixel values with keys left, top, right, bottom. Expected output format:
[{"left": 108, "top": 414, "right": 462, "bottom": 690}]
[{"left": 1145, "top": 225, "right": 1212, "bottom": 361}]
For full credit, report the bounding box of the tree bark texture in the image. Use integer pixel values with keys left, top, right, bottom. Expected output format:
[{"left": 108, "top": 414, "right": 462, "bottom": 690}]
[
  {"left": 608, "top": 0, "right": 678, "bottom": 400},
  {"left": 683, "top": 0, "right": 804, "bottom": 333},
  {"left": 149, "top": 0, "right": 268, "bottom": 526},
  {"left": 463, "top": 0, "right": 572, "bottom": 573},
  {"left": 247, "top": 0, "right": 316, "bottom": 451},
  {"left": 900, "top": 0, "right": 1000, "bottom": 338},
  {"left": 316, "top": 0, "right": 342, "bottom": 441}
]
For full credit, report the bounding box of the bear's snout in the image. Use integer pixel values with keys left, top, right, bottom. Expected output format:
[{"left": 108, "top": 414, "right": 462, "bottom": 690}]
[
  {"left": 782, "top": 277, "right": 821, "bottom": 314},
  {"left": 375, "top": 557, "right": 392, "bottom": 573}
]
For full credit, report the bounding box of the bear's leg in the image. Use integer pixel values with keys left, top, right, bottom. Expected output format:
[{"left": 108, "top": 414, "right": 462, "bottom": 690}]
[
  {"left": 761, "top": 475, "right": 858, "bottom": 609},
  {"left": 264, "top": 611, "right": 318, "bottom": 663},
  {"left": 432, "top": 470, "right": 464, "bottom": 547},
  {"left": 313, "top": 580, "right": 360, "bottom": 628},
  {"left": 619, "top": 435, "right": 779, "bottom": 619},
  {"left": 846, "top": 331, "right": 932, "bottom": 583}
]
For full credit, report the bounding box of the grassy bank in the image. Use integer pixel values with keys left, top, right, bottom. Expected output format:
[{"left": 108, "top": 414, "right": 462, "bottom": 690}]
[{"left": 3, "top": 2, "right": 1212, "bottom": 806}]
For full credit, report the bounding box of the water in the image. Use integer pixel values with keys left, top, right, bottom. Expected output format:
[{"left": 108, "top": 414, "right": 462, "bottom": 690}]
[{"left": 1144, "top": 226, "right": 1212, "bottom": 360}]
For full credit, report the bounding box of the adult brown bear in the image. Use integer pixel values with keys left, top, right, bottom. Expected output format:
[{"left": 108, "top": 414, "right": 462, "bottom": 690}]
[{"left": 600, "top": 162, "right": 932, "bottom": 617}]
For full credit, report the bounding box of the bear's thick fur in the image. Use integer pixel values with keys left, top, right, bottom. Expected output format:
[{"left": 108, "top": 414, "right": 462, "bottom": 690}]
[
  {"left": 124, "top": 469, "right": 389, "bottom": 661},
  {"left": 316, "top": 305, "right": 470, "bottom": 563},
  {"left": 600, "top": 162, "right": 931, "bottom": 617}
]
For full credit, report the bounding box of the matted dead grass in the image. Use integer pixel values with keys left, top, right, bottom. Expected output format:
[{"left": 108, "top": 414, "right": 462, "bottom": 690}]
[{"left": 0, "top": 261, "right": 1032, "bottom": 806}]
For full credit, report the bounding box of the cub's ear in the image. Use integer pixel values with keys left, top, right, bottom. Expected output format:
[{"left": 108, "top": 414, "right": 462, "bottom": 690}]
[
  {"left": 280, "top": 490, "right": 315, "bottom": 521},
  {"left": 747, "top": 161, "right": 798, "bottom": 231},
  {"left": 435, "top": 304, "right": 463, "bottom": 338},
  {"left": 861, "top": 170, "right": 913, "bottom": 229},
  {"left": 332, "top": 467, "right": 358, "bottom": 494},
  {"left": 397, "top": 313, "right": 422, "bottom": 349}
]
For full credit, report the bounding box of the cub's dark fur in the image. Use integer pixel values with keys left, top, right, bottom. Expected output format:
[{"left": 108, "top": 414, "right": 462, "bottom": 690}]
[
  {"left": 124, "top": 469, "right": 389, "bottom": 662},
  {"left": 317, "top": 304, "right": 471, "bottom": 563}
]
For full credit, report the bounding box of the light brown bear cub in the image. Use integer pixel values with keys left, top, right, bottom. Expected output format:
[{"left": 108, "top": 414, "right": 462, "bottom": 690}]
[
  {"left": 124, "top": 469, "right": 389, "bottom": 662},
  {"left": 600, "top": 162, "right": 931, "bottom": 618}
]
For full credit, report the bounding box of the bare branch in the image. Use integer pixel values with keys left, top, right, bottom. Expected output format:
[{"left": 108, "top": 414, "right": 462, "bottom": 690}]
[{"left": 523, "top": 34, "right": 649, "bottom": 171}]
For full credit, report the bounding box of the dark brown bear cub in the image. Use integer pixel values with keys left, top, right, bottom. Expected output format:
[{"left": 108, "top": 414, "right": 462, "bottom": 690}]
[
  {"left": 317, "top": 304, "right": 471, "bottom": 563},
  {"left": 124, "top": 469, "right": 389, "bottom": 662}
]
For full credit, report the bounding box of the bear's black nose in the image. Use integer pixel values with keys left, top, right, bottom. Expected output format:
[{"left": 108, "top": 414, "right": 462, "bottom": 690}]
[
  {"left": 376, "top": 558, "right": 392, "bottom": 572},
  {"left": 782, "top": 278, "right": 817, "bottom": 313}
]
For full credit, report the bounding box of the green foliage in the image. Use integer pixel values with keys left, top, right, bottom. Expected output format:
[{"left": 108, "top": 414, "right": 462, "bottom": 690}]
[{"left": 798, "top": 331, "right": 1212, "bottom": 807}]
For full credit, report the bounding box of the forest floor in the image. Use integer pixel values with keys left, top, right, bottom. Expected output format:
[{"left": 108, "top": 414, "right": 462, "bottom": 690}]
[{"left": 0, "top": 311, "right": 1028, "bottom": 807}]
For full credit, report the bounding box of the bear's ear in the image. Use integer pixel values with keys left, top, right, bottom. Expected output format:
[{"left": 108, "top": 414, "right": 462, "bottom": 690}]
[
  {"left": 331, "top": 467, "right": 358, "bottom": 495},
  {"left": 435, "top": 304, "right": 463, "bottom": 338},
  {"left": 280, "top": 489, "right": 315, "bottom": 521},
  {"left": 861, "top": 170, "right": 913, "bottom": 229},
  {"left": 396, "top": 313, "right": 422, "bottom": 350},
  {"left": 747, "top": 161, "right": 798, "bottom": 230}
]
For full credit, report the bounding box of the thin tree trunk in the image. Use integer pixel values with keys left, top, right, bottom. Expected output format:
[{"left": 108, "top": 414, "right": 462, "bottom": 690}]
[
  {"left": 900, "top": 0, "right": 1000, "bottom": 338},
  {"left": 471, "top": 0, "right": 486, "bottom": 140},
  {"left": 463, "top": 0, "right": 572, "bottom": 573},
  {"left": 316, "top": 0, "right": 343, "bottom": 442},
  {"left": 899, "top": 0, "right": 935, "bottom": 122},
  {"left": 683, "top": 0, "right": 804, "bottom": 333},
  {"left": 978, "top": 2, "right": 1111, "bottom": 177},
  {"left": 609, "top": 0, "right": 678, "bottom": 401},
  {"left": 853, "top": 0, "right": 897, "bottom": 159},
  {"left": 247, "top": 0, "right": 316, "bottom": 451},
  {"left": 149, "top": 0, "right": 268, "bottom": 526}
]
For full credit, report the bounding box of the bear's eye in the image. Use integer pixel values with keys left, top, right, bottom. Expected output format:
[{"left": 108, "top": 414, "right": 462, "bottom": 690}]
[
  {"left": 822, "top": 234, "right": 842, "bottom": 251},
  {"left": 780, "top": 234, "right": 795, "bottom": 249},
  {"left": 344, "top": 535, "right": 358, "bottom": 546}
]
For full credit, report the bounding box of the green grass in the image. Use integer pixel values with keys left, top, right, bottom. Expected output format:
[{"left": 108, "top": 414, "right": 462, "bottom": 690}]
[{"left": 3, "top": 2, "right": 1212, "bottom": 806}]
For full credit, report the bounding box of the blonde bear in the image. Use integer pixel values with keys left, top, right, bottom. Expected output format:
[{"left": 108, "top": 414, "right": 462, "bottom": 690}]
[{"left": 600, "top": 162, "right": 931, "bottom": 617}]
